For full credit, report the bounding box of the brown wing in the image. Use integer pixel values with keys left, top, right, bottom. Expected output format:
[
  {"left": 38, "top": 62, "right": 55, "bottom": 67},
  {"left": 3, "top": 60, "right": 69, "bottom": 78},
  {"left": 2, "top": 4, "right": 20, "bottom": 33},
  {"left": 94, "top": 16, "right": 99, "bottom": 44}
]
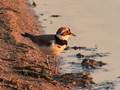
[{"left": 31, "top": 34, "right": 55, "bottom": 46}]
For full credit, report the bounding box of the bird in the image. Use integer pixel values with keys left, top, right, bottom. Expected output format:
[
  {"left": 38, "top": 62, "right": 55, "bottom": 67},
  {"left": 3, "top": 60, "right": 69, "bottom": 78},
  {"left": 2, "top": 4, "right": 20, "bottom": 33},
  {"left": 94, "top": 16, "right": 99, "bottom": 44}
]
[
  {"left": 21, "top": 27, "right": 76, "bottom": 73},
  {"left": 21, "top": 27, "right": 75, "bottom": 55}
]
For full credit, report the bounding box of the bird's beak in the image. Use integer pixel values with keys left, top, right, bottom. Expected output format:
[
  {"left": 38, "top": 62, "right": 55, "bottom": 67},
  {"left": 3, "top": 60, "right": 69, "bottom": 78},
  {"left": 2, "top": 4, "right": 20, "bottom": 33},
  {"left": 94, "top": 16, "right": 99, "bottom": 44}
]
[{"left": 70, "top": 32, "right": 76, "bottom": 36}]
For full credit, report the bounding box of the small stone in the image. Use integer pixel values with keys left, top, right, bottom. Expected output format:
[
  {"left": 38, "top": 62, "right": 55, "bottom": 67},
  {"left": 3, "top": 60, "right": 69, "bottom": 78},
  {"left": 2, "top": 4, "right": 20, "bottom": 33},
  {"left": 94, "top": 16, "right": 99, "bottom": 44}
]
[
  {"left": 32, "top": 1, "right": 36, "bottom": 7},
  {"left": 76, "top": 53, "right": 84, "bottom": 58},
  {"left": 50, "top": 15, "right": 61, "bottom": 18}
]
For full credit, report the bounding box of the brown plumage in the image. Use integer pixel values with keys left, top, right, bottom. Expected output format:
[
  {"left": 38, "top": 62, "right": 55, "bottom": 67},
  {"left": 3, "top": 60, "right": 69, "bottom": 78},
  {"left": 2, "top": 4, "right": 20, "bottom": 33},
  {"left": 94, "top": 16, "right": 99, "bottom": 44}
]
[
  {"left": 21, "top": 33, "right": 55, "bottom": 46},
  {"left": 21, "top": 27, "right": 76, "bottom": 55}
]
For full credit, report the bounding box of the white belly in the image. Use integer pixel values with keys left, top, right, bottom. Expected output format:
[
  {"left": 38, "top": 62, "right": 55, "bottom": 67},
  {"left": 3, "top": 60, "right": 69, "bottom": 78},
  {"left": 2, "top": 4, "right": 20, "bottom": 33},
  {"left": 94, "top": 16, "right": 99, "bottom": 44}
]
[{"left": 39, "top": 43, "right": 66, "bottom": 55}]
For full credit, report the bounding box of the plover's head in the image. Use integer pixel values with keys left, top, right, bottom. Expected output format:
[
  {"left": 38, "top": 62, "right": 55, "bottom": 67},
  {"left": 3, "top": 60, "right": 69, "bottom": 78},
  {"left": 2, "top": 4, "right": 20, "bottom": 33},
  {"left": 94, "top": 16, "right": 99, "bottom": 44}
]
[{"left": 56, "top": 27, "right": 76, "bottom": 40}]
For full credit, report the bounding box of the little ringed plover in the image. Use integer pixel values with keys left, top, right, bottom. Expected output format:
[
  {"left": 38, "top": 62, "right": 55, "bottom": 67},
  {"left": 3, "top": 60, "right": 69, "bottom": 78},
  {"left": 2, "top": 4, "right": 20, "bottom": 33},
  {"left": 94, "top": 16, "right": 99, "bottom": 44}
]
[{"left": 21, "top": 27, "right": 76, "bottom": 55}]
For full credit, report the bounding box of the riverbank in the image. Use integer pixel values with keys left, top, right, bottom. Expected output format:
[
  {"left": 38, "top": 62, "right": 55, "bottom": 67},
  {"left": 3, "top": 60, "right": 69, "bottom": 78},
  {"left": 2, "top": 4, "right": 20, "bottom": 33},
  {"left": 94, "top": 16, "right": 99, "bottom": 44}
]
[{"left": 0, "top": 0, "right": 75, "bottom": 90}]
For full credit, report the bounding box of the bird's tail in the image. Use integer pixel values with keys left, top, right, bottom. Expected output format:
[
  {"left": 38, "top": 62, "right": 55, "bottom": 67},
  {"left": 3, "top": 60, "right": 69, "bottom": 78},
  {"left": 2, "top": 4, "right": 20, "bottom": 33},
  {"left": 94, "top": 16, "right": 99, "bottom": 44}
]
[{"left": 21, "top": 33, "right": 34, "bottom": 39}]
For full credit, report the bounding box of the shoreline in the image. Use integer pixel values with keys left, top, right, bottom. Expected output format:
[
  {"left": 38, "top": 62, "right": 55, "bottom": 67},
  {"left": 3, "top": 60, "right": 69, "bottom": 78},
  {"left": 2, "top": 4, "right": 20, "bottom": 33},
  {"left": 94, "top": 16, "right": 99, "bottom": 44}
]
[
  {"left": 30, "top": 0, "right": 120, "bottom": 90},
  {"left": 0, "top": 0, "right": 75, "bottom": 90}
]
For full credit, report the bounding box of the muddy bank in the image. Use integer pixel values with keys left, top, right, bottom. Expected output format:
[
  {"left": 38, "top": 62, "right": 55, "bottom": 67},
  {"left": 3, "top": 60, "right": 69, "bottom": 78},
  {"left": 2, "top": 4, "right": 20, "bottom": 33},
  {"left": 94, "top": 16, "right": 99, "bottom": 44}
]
[{"left": 0, "top": 0, "right": 74, "bottom": 90}]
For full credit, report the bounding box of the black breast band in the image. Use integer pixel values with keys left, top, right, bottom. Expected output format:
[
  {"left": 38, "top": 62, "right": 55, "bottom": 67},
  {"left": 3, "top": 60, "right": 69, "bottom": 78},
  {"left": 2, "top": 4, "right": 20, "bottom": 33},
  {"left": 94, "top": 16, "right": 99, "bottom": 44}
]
[{"left": 55, "top": 35, "right": 67, "bottom": 45}]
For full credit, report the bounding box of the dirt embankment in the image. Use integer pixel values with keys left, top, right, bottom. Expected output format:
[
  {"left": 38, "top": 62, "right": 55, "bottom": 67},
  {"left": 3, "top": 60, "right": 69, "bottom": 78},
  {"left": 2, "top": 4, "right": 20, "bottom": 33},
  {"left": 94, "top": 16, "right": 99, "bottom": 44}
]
[{"left": 0, "top": 0, "right": 74, "bottom": 90}]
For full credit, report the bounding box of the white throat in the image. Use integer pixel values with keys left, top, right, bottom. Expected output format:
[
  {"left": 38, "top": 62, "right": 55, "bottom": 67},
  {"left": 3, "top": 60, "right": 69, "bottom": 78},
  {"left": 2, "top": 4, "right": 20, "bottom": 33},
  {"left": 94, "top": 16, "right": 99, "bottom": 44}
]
[{"left": 56, "top": 34, "right": 70, "bottom": 40}]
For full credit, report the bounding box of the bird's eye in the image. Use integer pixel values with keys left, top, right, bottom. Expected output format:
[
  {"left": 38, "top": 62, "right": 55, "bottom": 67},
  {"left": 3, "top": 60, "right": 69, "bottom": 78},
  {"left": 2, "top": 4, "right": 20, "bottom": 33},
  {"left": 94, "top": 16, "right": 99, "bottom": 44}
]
[{"left": 66, "top": 31, "right": 69, "bottom": 33}]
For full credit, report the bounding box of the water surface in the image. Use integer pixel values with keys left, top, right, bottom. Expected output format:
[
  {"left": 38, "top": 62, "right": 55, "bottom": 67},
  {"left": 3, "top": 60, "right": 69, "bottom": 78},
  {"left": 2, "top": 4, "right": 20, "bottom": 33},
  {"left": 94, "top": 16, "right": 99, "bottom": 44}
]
[{"left": 32, "top": 0, "right": 120, "bottom": 89}]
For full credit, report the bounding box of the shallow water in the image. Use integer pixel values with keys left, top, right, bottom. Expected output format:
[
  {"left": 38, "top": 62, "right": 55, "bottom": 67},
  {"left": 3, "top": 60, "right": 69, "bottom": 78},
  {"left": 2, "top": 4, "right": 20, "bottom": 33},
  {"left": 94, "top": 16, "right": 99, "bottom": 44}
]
[{"left": 31, "top": 0, "right": 120, "bottom": 89}]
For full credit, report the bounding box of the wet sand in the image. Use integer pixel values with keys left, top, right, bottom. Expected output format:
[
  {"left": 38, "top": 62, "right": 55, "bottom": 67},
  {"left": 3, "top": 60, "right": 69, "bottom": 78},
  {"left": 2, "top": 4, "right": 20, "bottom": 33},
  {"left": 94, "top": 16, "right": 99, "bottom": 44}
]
[{"left": 33, "top": 0, "right": 120, "bottom": 89}]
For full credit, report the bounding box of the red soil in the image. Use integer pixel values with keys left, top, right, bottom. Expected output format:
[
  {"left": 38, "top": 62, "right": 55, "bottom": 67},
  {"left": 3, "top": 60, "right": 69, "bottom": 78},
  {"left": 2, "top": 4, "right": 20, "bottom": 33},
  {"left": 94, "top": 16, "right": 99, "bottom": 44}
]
[{"left": 0, "top": 0, "right": 75, "bottom": 90}]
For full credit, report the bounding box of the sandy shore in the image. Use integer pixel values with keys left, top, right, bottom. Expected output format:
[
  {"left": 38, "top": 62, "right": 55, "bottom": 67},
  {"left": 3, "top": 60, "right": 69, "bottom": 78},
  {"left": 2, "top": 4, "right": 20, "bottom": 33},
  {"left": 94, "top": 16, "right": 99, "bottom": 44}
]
[{"left": 0, "top": 0, "right": 75, "bottom": 90}]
